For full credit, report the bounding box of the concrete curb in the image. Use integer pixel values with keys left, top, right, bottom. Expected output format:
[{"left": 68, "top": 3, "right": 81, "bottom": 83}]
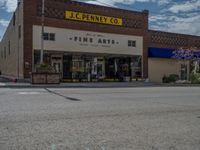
[{"left": 0, "top": 82, "right": 200, "bottom": 88}]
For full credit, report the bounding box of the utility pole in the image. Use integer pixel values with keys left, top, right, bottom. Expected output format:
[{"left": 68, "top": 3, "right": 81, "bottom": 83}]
[
  {"left": 40, "top": 0, "right": 45, "bottom": 64},
  {"left": 17, "top": 0, "right": 21, "bottom": 80}
]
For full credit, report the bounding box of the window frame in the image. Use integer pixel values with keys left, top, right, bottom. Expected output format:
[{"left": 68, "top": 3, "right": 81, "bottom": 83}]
[
  {"left": 43, "top": 33, "right": 55, "bottom": 41},
  {"left": 128, "top": 40, "right": 136, "bottom": 47}
]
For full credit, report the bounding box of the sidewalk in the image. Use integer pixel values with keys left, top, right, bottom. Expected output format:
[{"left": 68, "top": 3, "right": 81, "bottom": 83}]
[
  {"left": 1, "top": 80, "right": 200, "bottom": 88},
  {"left": 1, "top": 76, "right": 200, "bottom": 88},
  {"left": 0, "top": 81, "right": 160, "bottom": 88}
]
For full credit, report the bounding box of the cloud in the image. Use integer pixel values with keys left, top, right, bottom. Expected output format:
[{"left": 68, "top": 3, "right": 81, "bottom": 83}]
[
  {"left": 75, "top": 0, "right": 173, "bottom": 7},
  {"left": 0, "top": 19, "right": 9, "bottom": 27},
  {"left": 149, "top": 13, "right": 200, "bottom": 36},
  {"left": 77, "top": 0, "right": 135, "bottom": 7},
  {"left": 168, "top": 0, "right": 200, "bottom": 13},
  {"left": 75, "top": 0, "right": 156, "bottom": 7},
  {"left": 157, "top": 0, "right": 171, "bottom": 6},
  {"left": 0, "top": 0, "right": 6, "bottom": 8},
  {"left": 149, "top": 14, "right": 168, "bottom": 22},
  {"left": 0, "top": 0, "right": 17, "bottom": 12}
]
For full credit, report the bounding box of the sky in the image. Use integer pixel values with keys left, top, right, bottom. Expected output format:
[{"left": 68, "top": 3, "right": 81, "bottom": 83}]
[{"left": 0, "top": 0, "right": 200, "bottom": 40}]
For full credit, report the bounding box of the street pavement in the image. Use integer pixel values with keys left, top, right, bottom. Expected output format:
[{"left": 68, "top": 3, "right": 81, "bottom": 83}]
[{"left": 0, "top": 87, "right": 200, "bottom": 150}]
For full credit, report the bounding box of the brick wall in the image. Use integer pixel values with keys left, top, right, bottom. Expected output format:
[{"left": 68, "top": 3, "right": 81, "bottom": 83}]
[
  {"left": 148, "top": 30, "right": 200, "bottom": 49},
  {"left": 23, "top": 0, "right": 149, "bottom": 78}
]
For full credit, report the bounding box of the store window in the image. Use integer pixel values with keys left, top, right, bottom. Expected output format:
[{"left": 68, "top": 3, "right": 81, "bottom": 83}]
[
  {"left": 49, "top": 33, "right": 55, "bottom": 41},
  {"left": 8, "top": 41, "right": 10, "bottom": 55},
  {"left": 4, "top": 47, "right": 6, "bottom": 59},
  {"left": 128, "top": 40, "right": 136, "bottom": 47},
  {"left": 181, "top": 64, "right": 188, "bottom": 80},
  {"left": 72, "top": 59, "right": 84, "bottom": 73},
  {"left": 18, "top": 25, "right": 21, "bottom": 39},
  {"left": 13, "top": 13, "right": 16, "bottom": 26},
  {"left": 43, "top": 33, "right": 55, "bottom": 41},
  {"left": 43, "top": 33, "right": 48, "bottom": 40},
  {"left": 71, "top": 56, "right": 87, "bottom": 80}
]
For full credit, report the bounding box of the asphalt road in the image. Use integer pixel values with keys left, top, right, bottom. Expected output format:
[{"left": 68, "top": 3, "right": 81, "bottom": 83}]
[{"left": 0, "top": 87, "right": 200, "bottom": 150}]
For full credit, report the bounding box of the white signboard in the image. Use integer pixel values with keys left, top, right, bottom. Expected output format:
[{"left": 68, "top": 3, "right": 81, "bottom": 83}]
[{"left": 33, "top": 25, "right": 143, "bottom": 55}]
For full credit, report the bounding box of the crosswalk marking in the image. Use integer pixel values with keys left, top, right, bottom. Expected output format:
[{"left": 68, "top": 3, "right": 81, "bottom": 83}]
[
  {"left": 0, "top": 83, "right": 6, "bottom": 86},
  {"left": 18, "top": 92, "right": 42, "bottom": 95}
]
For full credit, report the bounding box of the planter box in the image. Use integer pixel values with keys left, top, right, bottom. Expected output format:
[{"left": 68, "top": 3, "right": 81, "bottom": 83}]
[{"left": 32, "top": 73, "right": 60, "bottom": 84}]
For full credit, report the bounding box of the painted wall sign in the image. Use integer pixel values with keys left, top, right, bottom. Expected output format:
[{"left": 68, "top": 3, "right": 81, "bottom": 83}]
[
  {"left": 33, "top": 25, "right": 143, "bottom": 55},
  {"left": 65, "top": 11, "right": 123, "bottom": 26},
  {"left": 69, "top": 33, "right": 120, "bottom": 48}
]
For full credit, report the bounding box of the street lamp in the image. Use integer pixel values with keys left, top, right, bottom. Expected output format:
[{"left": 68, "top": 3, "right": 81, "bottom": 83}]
[{"left": 40, "top": 0, "right": 45, "bottom": 64}]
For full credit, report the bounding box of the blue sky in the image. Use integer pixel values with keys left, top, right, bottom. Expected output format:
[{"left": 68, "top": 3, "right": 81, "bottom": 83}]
[{"left": 0, "top": 0, "right": 200, "bottom": 40}]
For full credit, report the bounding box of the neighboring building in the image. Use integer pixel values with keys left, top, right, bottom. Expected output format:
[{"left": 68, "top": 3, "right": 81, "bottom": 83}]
[
  {"left": 0, "top": 0, "right": 200, "bottom": 82},
  {"left": 148, "top": 31, "right": 200, "bottom": 82},
  {"left": 0, "top": 1, "right": 24, "bottom": 79}
]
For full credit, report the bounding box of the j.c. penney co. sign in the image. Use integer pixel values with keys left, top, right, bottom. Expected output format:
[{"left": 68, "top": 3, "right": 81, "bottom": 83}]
[{"left": 65, "top": 11, "right": 123, "bottom": 26}]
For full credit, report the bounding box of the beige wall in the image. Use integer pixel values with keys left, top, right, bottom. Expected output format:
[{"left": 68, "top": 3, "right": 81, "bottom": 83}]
[
  {"left": 0, "top": 2, "right": 24, "bottom": 79},
  {"left": 33, "top": 25, "right": 143, "bottom": 56},
  {"left": 148, "top": 58, "right": 182, "bottom": 83}
]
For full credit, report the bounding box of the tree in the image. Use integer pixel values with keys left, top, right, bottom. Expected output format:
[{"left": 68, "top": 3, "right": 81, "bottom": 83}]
[
  {"left": 172, "top": 47, "right": 200, "bottom": 81},
  {"left": 172, "top": 48, "right": 196, "bottom": 60}
]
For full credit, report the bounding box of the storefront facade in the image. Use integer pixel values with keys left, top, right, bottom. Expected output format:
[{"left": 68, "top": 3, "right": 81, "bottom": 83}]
[
  {"left": 148, "top": 31, "right": 200, "bottom": 82},
  {"left": 24, "top": 0, "right": 149, "bottom": 80},
  {"left": 33, "top": 26, "right": 143, "bottom": 81}
]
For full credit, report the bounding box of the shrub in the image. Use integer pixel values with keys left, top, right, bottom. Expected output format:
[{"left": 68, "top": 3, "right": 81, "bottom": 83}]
[
  {"left": 35, "top": 64, "right": 55, "bottom": 73},
  {"left": 162, "top": 74, "right": 179, "bottom": 83},
  {"left": 168, "top": 74, "right": 179, "bottom": 82},
  {"left": 190, "top": 72, "right": 200, "bottom": 84},
  {"left": 162, "top": 75, "right": 168, "bottom": 83}
]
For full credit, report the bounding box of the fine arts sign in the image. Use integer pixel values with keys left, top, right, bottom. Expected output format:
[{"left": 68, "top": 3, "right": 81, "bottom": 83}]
[{"left": 69, "top": 33, "right": 120, "bottom": 48}]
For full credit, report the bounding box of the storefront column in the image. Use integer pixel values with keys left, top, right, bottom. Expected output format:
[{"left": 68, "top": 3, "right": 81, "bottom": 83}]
[
  {"left": 114, "top": 58, "right": 117, "bottom": 81},
  {"left": 129, "top": 57, "right": 132, "bottom": 82}
]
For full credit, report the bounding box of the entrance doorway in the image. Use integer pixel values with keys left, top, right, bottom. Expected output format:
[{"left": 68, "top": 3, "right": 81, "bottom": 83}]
[
  {"left": 180, "top": 64, "right": 189, "bottom": 80},
  {"left": 86, "top": 57, "right": 105, "bottom": 81},
  {"left": 51, "top": 55, "right": 62, "bottom": 76}
]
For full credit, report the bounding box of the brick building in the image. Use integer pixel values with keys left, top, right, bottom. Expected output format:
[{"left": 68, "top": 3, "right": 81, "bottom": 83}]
[{"left": 0, "top": 0, "right": 200, "bottom": 82}]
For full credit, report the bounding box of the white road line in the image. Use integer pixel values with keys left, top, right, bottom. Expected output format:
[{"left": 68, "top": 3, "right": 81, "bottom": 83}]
[
  {"left": 18, "top": 92, "right": 42, "bottom": 95},
  {"left": 0, "top": 83, "right": 6, "bottom": 86}
]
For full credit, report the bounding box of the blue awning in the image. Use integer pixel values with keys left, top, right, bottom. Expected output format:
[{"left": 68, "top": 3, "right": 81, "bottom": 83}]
[
  {"left": 148, "top": 47, "right": 175, "bottom": 58},
  {"left": 148, "top": 47, "right": 200, "bottom": 59},
  {"left": 194, "top": 51, "right": 200, "bottom": 58}
]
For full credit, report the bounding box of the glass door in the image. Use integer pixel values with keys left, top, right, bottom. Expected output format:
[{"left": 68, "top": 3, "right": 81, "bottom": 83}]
[
  {"left": 51, "top": 55, "right": 63, "bottom": 76},
  {"left": 180, "top": 64, "right": 188, "bottom": 80},
  {"left": 97, "top": 58, "right": 105, "bottom": 80}
]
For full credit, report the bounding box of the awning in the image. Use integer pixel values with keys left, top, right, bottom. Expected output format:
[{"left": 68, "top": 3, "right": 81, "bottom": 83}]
[
  {"left": 148, "top": 47, "right": 175, "bottom": 58},
  {"left": 148, "top": 47, "right": 200, "bottom": 59}
]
